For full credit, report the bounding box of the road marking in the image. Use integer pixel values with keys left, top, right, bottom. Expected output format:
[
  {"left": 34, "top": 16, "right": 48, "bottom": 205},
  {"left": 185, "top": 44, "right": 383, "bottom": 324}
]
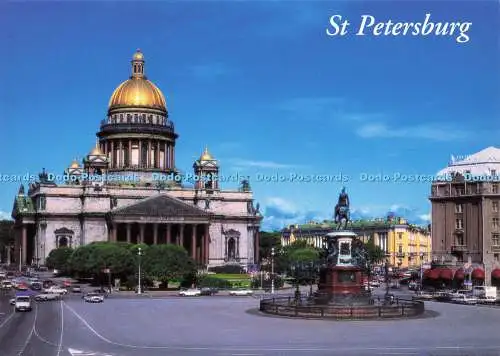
[
  {"left": 63, "top": 300, "right": 500, "bottom": 353},
  {"left": 56, "top": 299, "right": 65, "bottom": 356},
  {"left": 0, "top": 310, "right": 15, "bottom": 329},
  {"left": 17, "top": 303, "right": 37, "bottom": 355},
  {"left": 68, "top": 348, "right": 113, "bottom": 355}
]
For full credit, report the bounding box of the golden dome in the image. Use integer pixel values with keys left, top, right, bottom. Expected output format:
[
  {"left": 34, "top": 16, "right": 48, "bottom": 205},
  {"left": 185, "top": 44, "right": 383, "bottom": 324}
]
[
  {"left": 109, "top": 78, "right": 166, "bottom": 112},
  {"left": 108, "top": 50, "right": 167, "bottom": 113},
  {"left": 132, "top": 49, "right": 144, "bottom": 61},
  {"left": 90, "top": 140, "right": 104, "bottom": 156},
  {"left": 70, "top": 159, "right": 80, "bottom": 168},
  {"left": 200, "top": 147, "right": 214, "bottom": 161}
]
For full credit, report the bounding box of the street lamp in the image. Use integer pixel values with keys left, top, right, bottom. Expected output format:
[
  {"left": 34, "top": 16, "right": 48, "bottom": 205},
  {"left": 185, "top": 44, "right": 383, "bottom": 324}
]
[
  {"left": 137, "top": 247, "right": 143, "bottom": 295},
  {"left": 271, "top": 247, "right": 275, "bottom": 294}
]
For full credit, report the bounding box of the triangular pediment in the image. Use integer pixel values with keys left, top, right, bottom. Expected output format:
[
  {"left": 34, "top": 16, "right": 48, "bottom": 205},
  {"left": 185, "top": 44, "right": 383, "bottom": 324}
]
[{"left": 111, "top": 194, "right": 211, "bottom": 217}]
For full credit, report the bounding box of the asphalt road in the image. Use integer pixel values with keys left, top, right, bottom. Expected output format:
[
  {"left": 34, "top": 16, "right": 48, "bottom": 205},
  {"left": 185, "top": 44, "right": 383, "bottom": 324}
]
[{"left": 1, "top": 290, "right": 500, "bottom": 356}]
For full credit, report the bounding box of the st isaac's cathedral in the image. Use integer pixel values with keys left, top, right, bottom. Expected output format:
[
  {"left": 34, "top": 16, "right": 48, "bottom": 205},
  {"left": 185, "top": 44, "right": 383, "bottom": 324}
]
[{"left": 11, "top": 50, "right": 262, "bottom": 268}]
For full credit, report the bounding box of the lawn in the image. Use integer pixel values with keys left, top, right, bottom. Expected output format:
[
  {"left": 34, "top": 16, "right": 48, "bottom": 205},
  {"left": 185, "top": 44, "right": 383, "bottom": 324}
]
[{"left": 211, "top": 273, "right": 251, "bottom": 280}]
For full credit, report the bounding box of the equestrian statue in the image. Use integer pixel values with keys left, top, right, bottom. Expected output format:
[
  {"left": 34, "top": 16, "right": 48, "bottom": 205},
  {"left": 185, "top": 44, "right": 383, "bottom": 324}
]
[{"left": 334, "top": 187, "right": 350, "bottom": 230}]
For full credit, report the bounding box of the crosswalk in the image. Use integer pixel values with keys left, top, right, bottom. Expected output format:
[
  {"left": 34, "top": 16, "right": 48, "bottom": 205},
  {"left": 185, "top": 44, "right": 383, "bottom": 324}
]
[{"left": 67, "top": 347, "right": 114, "bottom": 356}]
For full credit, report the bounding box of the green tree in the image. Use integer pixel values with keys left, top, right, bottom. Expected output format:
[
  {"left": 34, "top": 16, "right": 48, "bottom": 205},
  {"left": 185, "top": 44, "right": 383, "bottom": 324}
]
[
  {"left": 141, "top": 244, "right": 196, "bottom": 287},
  {"left": 46, "top": 247, "right": 73, "bottom": 272},
  {"left": 0, "top": 220, "right": 14, "bottom": 262},
  {"left": 289, "top": 247, "right": 320, "bottom": 263},
  {"left": 68, "top": 242, "right": 135, "bottom": 280},
  {"left": 364, "top": 237, "right": 385, "bottom": 275},
  {"left": 259, "top": 231, "right": 281, "bottom": 262}
]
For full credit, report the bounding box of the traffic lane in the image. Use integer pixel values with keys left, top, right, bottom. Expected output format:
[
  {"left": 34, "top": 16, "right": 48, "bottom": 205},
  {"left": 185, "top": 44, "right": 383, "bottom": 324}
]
[
  {"left": 0, "top": 303, "right": 36, "bottom": 355},
  {"left": 0, "top": 293, "right": 15, "bottom": 329},
  {"left": 21, "top": 300, "right": 64, "bottom": 356}
]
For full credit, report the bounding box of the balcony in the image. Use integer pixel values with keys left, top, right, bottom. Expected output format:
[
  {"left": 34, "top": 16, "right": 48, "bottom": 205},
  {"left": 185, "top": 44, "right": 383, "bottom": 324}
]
[{"left": 451, "top": 244, "right": 468, "bottom": 253}]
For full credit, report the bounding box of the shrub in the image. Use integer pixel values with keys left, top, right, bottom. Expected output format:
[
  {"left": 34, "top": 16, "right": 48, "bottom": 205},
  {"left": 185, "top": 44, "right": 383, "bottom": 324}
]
[
  {"left": 208, "top": 265, "right": 245, "bottom": 274},
  {"left": 251, "top": 275, "right": 284, "bottom": 289}
]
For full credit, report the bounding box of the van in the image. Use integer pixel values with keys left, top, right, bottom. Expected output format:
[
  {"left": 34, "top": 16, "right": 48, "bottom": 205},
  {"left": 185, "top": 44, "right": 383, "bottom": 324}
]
[
  {"left": 472, "top": 286, "right": 497, "bottom": 301},
  {"left": 15, "top": 295, "right": 32, "bottom": 312}
]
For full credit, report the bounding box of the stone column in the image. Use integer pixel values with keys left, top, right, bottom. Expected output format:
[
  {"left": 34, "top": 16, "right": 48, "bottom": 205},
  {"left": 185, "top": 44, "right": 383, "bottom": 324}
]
[
  {"left": 255, "top": 229, "right": 260, "bottom": 263},
  {"left": 155, "top": 141, "right": 160, "bottom": 168},
  {"left": 21, "top": 225, "right": 27, "bottom": 265},
  {"left": 153, "top": 223, "right": 158, "bottom": 245},
  {"left": 204, "top": 224, "right": 210, "bottom": 265},
  {"left": 179, "top": 224, "right": 184, "bottom": 247},
  {"left": 138, "top": 140, "right": 142, "bottom": 168},
  {"left": 126, "top": 223, "right": 131, "bottom": 243},
  {"left": 128, "top": 140, "right": 132, "bottom": 168},
  {"left": 224, "top": 237, "right": 228, "bottom": 261},
  {"left": 191, "top": 224, "right": 197, "bottom": 260},
  {"left": 111, "top": 223, "right": 117, "bottom": 242},
  {"left": 171, "top": 144, "right": 175, "bottom": 169},
  {"left": 111, "top": 140, "right": 115, "bottom": 168},
  {"left": 166, "top": 224, "right": 171, "bottom": 244},
  {"left": 147, "top": 140, "right": 151, "bottom": 168},
  {"left": 119, "top": 141, "right": 123, "bottom": 168},
  {"left": 236, "top": 236, "right": 240, "bottom": 259},
  {"left": 139, "top": 224, "right": 145, "bottom": 244},
  {"left": 164, "top": 142, "right": 168, "bottom": 169}
]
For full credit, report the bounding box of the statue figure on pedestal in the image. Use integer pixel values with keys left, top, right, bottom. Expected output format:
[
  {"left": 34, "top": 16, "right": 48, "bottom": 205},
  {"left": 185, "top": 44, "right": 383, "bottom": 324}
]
[{"left": 334, "top": 187, "right": 350, "bottom": 230}]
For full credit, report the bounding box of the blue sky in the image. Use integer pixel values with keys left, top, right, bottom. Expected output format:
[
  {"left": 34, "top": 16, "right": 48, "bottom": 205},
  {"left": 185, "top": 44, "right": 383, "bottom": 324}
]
[{"left": 1, "top": 1, "right": 498, "bottom": 230}]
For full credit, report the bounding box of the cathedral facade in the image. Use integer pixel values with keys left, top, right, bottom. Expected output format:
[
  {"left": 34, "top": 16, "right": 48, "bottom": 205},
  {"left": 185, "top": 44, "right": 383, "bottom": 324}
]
[{"left": 11, "top": 50, "right": 262, "bottom": 268}]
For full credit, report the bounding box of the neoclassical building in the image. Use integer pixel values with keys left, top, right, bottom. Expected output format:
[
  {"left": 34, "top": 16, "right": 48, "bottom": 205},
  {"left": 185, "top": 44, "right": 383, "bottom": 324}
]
[{"left": 11, "top": 50, "right": 262, "bottom": 268}]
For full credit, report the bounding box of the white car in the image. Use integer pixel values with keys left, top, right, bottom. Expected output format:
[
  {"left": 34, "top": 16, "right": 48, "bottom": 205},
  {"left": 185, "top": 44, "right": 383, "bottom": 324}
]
[
  {"left": 452, "top": 294, "right": 478, "bottom": 305},
  {"left": 179, "top": 289, "right": 201, "bottom": 297},
  {"left": 9, "top": 298, "right": 15, "bottom": 305},
  {"left": 229, "top": 289, "right": 253, "bottom": 296},
  {"left": 84, "top": 293, "right": 104, "bottom": 303},
  {"left": 15, "top": 296, "right": 32, "bottom": 312},
  {"left": 43, "top": 286, "right": 68, "bottom": 295},
  {"left": 35, "top": 293, "right": 59, "bottom": 301}
]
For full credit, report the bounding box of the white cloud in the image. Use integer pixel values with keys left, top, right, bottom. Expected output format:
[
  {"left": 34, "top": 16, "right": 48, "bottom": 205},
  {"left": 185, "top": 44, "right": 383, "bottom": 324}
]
[
  {"left": 0, "top": 211, "right": 12, "bottom": 220},
  {"left": 356, "top": 123, "right": 468, "bottom": 141},
  {"left": 419, "top": 213, "right": 431, "bottom": 222},
  {"left": 227, "top": 159, "right": 302, "bottom": 169}
]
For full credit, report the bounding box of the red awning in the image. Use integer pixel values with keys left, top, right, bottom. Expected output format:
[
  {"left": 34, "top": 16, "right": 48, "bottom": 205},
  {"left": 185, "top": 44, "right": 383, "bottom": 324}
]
[
  {"left": 427, "top": 269, "right": 440, "bottom": 280},
  {"left": 492, "top": 269, "right": 500, "bottom": 279},
  {"left": 439, "top": 268, "right": 453, "bottom": 280},
  {"left": 472, "top": 268, "right": 485, "bottom": 280},
  {"left": 454, "top": 269, "right": 465, "bottom": 280}
]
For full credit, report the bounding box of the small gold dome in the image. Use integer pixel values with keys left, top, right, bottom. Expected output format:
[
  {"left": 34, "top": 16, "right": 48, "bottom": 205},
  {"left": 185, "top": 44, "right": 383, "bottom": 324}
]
[
  {"left": 90, "top": 140, "right": 104, "bottom": 156},
  {"left": 200, "top": 147, "right": 214, "bottom": 161},
  {"left": 109, "top": 78, "right": 166, "bottom": 112},
  {"left": 70, "top": 159, "right": 80, "bottom": 168},
  {"left": 132, "top": 49, "right": 144, "bottom": 61}
]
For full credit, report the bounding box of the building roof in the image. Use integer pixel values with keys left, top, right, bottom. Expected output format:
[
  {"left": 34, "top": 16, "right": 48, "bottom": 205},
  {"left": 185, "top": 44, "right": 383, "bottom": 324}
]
[
  {"left": 12, "top": 195, "right": 35, "bottom": 217},
  {"left": 284, "top": 218, "right": 429, "bottom": 233},
  {"left": 110, "top": 193, "right": 210, "bottom": 217},
  {"left": 437, "top": 146, "right": 500, "bottom": 177}
]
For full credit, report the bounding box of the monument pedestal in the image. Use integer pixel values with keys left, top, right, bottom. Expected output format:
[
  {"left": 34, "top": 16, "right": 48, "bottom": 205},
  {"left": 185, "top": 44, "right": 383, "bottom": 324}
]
[{"left": 314, "top": 231, "right": 370, "bottom": 305}]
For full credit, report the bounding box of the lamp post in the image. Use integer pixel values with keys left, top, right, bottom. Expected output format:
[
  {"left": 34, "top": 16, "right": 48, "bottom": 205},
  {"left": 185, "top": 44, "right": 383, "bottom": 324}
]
[
  {"left": 137, "top": 247, "right": 143, "bottom": 295},
  {"left": 271, "top": 247, "right": 275, "bottom": 294}
]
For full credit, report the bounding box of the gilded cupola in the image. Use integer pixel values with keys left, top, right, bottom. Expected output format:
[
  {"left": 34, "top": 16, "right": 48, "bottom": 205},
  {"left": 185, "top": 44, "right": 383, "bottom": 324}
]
[{"left": 108, "top": 49, "right": 167, "bottom": 114}]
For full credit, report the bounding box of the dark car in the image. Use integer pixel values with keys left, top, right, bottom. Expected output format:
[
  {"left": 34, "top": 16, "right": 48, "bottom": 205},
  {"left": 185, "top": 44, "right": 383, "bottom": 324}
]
[
  {"left": 30, "top": 282, "right": 42, "bottom": 291},
  {"left": 200, "top": 287, "right": 218, "bottom": 296}
]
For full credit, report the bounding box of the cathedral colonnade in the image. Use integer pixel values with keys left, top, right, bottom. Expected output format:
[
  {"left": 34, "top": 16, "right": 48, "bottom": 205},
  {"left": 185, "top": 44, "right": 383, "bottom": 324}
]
[{"left": 110, "top": 222, "right": 209, "bottom": 264}]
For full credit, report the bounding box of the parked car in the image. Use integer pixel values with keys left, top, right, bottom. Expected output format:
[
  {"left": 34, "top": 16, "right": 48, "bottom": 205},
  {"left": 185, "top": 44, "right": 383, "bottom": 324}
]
[
  {"left": 229, "top": 289, "right": 253, "bottom": 296},
  {"left": 179, "top": 288, "right": 201, "bottom": 297},
  {"left": 452, "top": 294, "right": 478, "bottom": 305},
  {"left": 200, "top": 287, "right": 218, "bottom": 296},
  {"left": 412, "top": 291, "right": 433, "bottom": 301},
  {"left": 84, "top": 293, "right": 104, "bottom": 303}
]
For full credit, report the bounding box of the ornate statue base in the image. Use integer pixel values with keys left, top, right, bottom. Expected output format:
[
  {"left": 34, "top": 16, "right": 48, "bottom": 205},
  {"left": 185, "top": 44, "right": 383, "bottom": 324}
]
[{"left": 314, "top": 231, "right": 370, "bottom": 305}]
